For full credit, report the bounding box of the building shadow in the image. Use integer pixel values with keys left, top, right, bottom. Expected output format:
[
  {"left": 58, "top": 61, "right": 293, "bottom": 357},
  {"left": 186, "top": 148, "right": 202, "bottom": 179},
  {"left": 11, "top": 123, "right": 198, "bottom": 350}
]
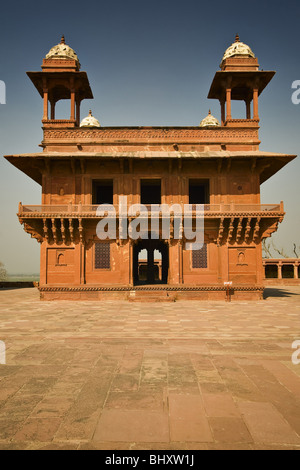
[
  {"left": 0, "top": 282, "right": 37, "bottom": 291},
  {"left": 263, "top": 287, "right": 300, "bottom": 299}
]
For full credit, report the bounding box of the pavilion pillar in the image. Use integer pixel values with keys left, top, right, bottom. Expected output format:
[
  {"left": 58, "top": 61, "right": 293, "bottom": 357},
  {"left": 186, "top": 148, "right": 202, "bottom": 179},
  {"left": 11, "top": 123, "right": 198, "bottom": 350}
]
[
  {"left": 246, "top": 98, "right": 251, "bottom": 119},
  {"left": 226, "top": 88, "right": 232, "bottom": 121},
  {"left": 278, "top": 262, "right": 282, "bottom": 280},
  {"left": 76, "top": 98, "right": 81, "bottom": 126},
  {"left": 70, "top": 91, "right": 76, "bottom": 120},
  {"left": 220, "top": 98, "right": 226, "bottom": 126},
  {"left": 262, "top": 263, "right": 266, "bottom": 279},
  {"left": 43, "top": 90, "right": 48, "bottom": 120},
  {"left": 294, "top": 263, "right": 299, "bottom": 280},
  {"left": 50, "top": 101, "right": 55, "bottom": 120},
  {"left": 70, "top": 77, "right": 75, "bottom": 121},
  {"left": 253, "top": 88, "right": 259, "bottom": 120}
]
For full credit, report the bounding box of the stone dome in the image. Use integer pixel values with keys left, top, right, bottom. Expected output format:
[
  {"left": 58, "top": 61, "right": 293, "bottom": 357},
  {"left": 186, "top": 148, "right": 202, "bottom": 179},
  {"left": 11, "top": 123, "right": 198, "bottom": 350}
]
[
  {"left": 45, "top": 36, "right": 80, "bottom": 66},
  {"left": 80, "top": 110, "right": 101, "bottom": 128},
  {"left": 200, "top": 110, "right": 220, "bottom": 128},
  {"left": 222, "top": 34, "right": 255, "bottom": 62}
]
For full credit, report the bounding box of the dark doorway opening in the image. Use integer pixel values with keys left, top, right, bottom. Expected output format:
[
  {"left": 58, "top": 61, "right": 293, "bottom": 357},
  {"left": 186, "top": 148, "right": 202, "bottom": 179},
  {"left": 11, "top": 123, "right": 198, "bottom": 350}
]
[
  {"left": 265, "top": 265, "right": 278, "bottom": 279},
  {"left": 189, "top": 179, "right": 210, "bottom": 205},
  {"left": 93, "top": 180, "right": 114, "bottom": 205},
  {"left": 133, "top": 240, "right": 169, "bottom": 286},
  {"left": 141, "top": 180, "right": 161, "bottom": 205},
  {"left": 282, "top": 265, "right": 294, "bottom": 279}
]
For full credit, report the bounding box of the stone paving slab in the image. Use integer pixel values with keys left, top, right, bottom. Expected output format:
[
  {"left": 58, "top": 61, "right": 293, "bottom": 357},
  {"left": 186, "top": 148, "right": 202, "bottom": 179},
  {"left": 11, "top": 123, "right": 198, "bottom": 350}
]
[{"left": 0, "top": 286, "right": 299, "bottom": 450}]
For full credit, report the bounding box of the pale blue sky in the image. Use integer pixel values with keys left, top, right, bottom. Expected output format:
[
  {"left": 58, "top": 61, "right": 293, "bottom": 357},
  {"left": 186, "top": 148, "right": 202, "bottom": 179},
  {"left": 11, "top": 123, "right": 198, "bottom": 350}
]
[{"left": 0, "top": 0, "right": 299, "bottom": 273}]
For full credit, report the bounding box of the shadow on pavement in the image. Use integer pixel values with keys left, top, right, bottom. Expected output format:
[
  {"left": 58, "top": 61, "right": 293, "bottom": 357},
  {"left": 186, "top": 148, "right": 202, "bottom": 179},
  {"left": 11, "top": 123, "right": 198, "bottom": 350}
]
[{"left": 264, "top": 287, "right": 300, "bottom": 299}]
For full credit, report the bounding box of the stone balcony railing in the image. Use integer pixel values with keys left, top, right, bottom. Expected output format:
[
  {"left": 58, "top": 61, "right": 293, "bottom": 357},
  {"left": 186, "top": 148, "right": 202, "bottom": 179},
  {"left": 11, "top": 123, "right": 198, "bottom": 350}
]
[{"left": 18, "top": 203, "right": 284, "bottom": 218}]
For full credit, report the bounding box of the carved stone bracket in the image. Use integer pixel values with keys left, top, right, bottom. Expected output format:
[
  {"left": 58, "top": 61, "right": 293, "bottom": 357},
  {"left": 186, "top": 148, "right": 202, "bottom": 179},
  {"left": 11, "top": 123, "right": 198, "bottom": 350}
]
[
  {"left": 23, "top": 222, "right": 43, "bottom": 244},
  {"left": 253, "top": 217, "right": 261, "bottom": 242},
  {"left": 217, "top": 217, "right": 225, "bottom": 246},
  {"left": 18, "top": 212, "right": 284, "bottom": 247},
  {"left": 236, "top": 217, "right": 244, "bottom": 243}
]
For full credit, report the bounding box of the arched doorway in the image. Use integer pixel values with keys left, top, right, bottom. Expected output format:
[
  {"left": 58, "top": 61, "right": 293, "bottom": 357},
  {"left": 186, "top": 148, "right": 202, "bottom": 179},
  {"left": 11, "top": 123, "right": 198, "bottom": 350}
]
[{"left": 133, "top": 240, "right": 169, "bottom": 286}]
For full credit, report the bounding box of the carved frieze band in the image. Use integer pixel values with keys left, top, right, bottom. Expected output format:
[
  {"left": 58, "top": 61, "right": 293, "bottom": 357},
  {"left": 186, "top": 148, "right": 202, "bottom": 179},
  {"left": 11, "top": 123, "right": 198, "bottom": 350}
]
[
  {"left": 43, "top": 128, "right": 258, "bottom": 141},
  {"left": 39, "top": 285, "right": 265, "bottom": 293}
]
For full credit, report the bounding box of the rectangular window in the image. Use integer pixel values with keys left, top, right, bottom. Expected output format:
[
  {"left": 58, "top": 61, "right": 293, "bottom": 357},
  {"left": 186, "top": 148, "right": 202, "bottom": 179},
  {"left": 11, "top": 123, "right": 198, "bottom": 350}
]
[
  {"left": 92, "top": 180, "right": 114, "bottom": 205},
  {"left": 95, "top": 243, "right": 110, "bottom": 269},
  {"left": 192, "top": 244, "right": 208, "bottom": 269},
  {"left": 189, "top": 179, "right": 210, "bottom": 205},
  {"left": 141, "top": 179, "right": 161, "bottom": 205}
]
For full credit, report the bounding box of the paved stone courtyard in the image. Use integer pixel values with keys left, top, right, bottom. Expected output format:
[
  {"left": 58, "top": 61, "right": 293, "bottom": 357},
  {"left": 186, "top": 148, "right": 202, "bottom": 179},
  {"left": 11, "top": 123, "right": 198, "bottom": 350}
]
[{"left": 0, "top": 286, "right": 299, "bottom": 450}]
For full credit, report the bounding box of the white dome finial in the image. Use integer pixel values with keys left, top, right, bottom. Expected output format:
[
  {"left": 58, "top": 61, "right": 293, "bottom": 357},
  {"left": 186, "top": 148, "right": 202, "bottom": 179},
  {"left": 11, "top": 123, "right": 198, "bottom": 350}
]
[
  {"left": 200, "top": 111, "right": 220, "bottom": 127},
  {"left": 222, "top": 35, "right": 255, "bottom": 62},
  {"left": 45, "top": 36, "right": 80, "bottom": 68},
  {"left": 80, "top": 110, "right": 101, "bottom": 128}
]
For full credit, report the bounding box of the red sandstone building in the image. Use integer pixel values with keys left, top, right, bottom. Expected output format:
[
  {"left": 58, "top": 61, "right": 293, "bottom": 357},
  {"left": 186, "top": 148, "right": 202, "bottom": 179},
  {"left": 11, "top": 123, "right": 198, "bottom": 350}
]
[{"left": 5, "top": 35, "right": 297, "bottom": 300}]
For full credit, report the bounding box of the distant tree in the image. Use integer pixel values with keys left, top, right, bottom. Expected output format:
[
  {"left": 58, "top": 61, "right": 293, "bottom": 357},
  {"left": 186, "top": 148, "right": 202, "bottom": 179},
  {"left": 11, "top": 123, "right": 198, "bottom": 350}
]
[
  {"left": 0, "top": 262, "right": 7, "bottom": 281},
  {"left": 262, "top": 239, "right": 299, "bottom": 259},
  {"left": 271, "top": 240, "right": 289, "bottom": 259},
  {"left": 262, "top": 239, "right": 272, "bottom": 259}
]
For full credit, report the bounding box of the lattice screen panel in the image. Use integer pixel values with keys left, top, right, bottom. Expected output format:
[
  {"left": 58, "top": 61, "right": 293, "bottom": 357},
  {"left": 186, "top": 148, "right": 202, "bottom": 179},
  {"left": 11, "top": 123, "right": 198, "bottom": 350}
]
[
  {"left": 95, "top": 243, "right": 111, "bottom": 269},
  {"left": 192, "top": 244, "right": 208, "bottom": 269}
]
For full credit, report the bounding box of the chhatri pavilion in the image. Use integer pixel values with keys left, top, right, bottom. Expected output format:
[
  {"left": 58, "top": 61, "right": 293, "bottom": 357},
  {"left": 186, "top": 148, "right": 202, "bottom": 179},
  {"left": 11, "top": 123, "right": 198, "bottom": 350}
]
[{"left": 5, "top": 35, "right": 296, "bottom": 300}]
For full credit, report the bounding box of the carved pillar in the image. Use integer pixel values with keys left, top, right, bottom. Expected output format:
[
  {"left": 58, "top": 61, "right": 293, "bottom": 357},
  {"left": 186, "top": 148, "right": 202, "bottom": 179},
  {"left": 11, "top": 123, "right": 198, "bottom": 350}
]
[
  {"left": 61, "top": 219, "right": 66, "bottom": 244},
  {"left": 51, "top": 218, "right": 57, "bottom": 244},
  {"left": 294, "top": 263, "right": 299, "bottom": 280},
  {"left": 69, "top": 219, "right": 74, "bottom": 243},
  {"left": 43, "top": 218, "right": 49, "bottom": 242},
  {"left": 78, "top": 218, "right": 84, "bottom": 244}
]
